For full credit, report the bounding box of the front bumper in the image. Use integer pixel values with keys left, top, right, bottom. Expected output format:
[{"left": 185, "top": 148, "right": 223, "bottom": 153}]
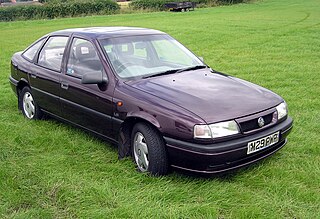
[{"left": 164, "top": 117, "right": 293, "bottom": 174}]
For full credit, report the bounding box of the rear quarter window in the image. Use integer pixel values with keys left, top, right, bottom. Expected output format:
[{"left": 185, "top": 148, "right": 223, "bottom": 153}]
[{"left": 22, "top": 38, "right": 45, "bottom": 62}]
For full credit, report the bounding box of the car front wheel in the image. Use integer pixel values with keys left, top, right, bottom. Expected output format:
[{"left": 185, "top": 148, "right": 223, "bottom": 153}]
[
  {"left": 19, "top": 86, "right": 42, "bottom": 120},
  {"left": 131, "top": 122, "right": 169, "bottom": 176}
]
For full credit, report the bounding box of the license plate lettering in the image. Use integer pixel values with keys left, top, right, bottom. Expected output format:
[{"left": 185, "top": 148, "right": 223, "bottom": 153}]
[{"left": 247, "top": 132, "right": 280, "bottom": 154}]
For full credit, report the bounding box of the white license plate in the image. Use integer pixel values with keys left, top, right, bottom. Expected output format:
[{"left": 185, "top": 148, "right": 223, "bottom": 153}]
[{"left": 247, "top": 131, "right": 280, "bottom": 154}]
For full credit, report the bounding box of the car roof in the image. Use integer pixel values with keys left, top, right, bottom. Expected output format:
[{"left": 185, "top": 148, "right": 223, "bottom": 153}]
[{"left": 51, "top": 27, "right": 166, "bottom": 39}]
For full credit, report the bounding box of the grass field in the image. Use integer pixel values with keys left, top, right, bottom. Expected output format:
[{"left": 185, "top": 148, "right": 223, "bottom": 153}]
[{"left": 1, "top": 0, "right": 320, "bottom": 218}]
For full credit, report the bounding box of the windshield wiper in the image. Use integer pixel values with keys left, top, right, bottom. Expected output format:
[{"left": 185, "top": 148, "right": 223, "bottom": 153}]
[
  {"left": 143, "top": 65, "right": 207, "bottom": 79},
  {"left": 143, "top": 68, "right": 182, "bottom": 79},
  {"left": 175, "top": 65, "right": 207, "bottom": 73}
]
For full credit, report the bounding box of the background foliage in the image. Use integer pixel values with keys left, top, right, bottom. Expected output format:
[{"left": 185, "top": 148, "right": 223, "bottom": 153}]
[
  {"left": 0, "top": 0, "right": 120, "bottom": 21},
  {"left": 130, "top": 0, "right": 248, "bottom": 10},
  {"left": 0, "top": 0, "right": 248, "bottom": 21}
]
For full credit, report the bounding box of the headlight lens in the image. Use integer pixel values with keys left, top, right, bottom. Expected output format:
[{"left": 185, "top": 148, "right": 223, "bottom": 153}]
[
  {"left": 194, "top": 120, "right": 240, "bottom": 139},
  {"left": 209, "top": 121, "right": 240, "bottom": 138},
  {"left": 194, "top": 125, "right": 212, "bottom": 139},
  {"left": 276, "top": 102, "right": 288, "bottom": 120}
]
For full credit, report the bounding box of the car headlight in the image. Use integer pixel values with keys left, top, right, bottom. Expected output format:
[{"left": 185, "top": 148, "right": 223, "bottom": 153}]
[
  {"left": 194, "top": 120, "right": 240, "bottom": 139},
  {"left": 194, "top": 124, "right": 212, "bottom": 139},
  {"left": 276, "top": 102, "right": 288, "bottom": 120}
]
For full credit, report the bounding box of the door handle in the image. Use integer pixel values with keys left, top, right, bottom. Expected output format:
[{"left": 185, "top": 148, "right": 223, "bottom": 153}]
[
  {"left": 30, "top": 73, "right": 37, "bottom": 79},
  {"left": 61, "top": 82, "right": 69, "bottom": 90}
]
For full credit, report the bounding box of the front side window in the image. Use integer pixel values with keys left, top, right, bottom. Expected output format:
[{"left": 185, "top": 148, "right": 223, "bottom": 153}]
[
  {"left": 38, "top": 36, "right": 68, "bottom": 72},
  {"left": 23, "top": 38, "right": 45, "bottom": 61},
  {"left": 99, "top": 34, "right": 203, "bottom": 79},
  {"left": 66, "top": 38, "right": 103, "bottom": 77}
]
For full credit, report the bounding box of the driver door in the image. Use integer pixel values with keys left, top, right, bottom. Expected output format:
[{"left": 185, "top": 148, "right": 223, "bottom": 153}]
[{"left": 59, "top": 37, "right": 115, "bottom": 139}]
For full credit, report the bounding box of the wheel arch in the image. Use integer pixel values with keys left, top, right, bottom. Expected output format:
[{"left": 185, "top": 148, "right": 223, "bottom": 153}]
[
  {"left": 17, "top": 79, "right": 30, "bottom": 110},
  {"left": 117, "top": 114, "right": 162, "bottom": 159}
]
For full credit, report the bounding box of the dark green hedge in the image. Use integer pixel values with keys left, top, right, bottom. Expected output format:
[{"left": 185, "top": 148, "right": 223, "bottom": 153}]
[
  {"left": 130, "top": 0, "right": 184, "bottom": 11},
  {"left": 130, "top": 0, "right": 247, "bottom": 10},
  {"left": 0, "top": 0, "right": 120, "bottom": 21}
]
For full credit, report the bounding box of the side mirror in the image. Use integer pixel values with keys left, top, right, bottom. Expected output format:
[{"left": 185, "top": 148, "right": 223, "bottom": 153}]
[
  {"left": 199, "top": 57, "right": 204, "bottom": 62},
  {"left": 81, "top": 71, "right": 108, "bottom": 84}
]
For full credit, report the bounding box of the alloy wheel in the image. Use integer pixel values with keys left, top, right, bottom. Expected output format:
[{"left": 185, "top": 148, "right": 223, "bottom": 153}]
[
  {"left": 133, "top": 132, "right": 149, "bottom": 172},
  {"left": 23, "top": 91, "right": 35, "bottom": 119}
]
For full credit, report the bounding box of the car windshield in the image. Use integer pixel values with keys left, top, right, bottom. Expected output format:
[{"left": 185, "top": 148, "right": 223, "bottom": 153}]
[{"left": 99, "top": 34, "right": 204, "bottom": 79}]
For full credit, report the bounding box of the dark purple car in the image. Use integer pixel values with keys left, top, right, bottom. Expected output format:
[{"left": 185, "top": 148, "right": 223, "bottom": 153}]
[{"left": 9, "top": 27, "right": 293, "bottom": 175}]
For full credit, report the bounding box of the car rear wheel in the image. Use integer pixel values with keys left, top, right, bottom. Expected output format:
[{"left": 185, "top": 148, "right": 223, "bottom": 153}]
[
  {"left": 19, "top": 86, "right": 42, "bottom": 120},
  {"left": 131, "top": 123, "right": 169, "bottom": 176}
]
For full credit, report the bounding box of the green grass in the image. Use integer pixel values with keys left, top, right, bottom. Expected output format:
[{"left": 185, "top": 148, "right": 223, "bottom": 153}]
[{"left": 1, "top": 0, "right": 320, "bottom": 218}]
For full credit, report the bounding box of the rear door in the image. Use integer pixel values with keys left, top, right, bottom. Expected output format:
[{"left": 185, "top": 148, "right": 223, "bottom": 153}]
[
  {"left": 30, "top": 35, "right": 69, "bottom": 116},
  {"left": 59, "top": 37, "right": 115, "bottom": 139}
]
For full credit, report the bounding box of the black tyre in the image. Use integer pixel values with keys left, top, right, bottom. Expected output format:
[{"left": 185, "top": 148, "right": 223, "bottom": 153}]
[
  {"left": 131, "top": 122, "right": 169, "bottom": 176},
  {"left": 19, "top": 86, "right": 42, "bottom": 120}
]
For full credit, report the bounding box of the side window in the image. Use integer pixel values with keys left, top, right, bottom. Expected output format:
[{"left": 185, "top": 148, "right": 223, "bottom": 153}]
[
  {"left": 23, "top": 38, "right": 45, "bottom": 61},
  {"left": 66, "top": 38, "right": 103, "bottom": 77},
  {"left": 38, "top": 36, "right": 68, "bottom": 72}
]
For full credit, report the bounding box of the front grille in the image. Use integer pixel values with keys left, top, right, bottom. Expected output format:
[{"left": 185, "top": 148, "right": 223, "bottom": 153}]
[{"left": 236, "top": 108, "right": 277, "bottom": 134}]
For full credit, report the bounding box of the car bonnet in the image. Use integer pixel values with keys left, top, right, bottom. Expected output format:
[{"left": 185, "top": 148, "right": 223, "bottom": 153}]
[{"left": 125, "top": 69, "right": 283, "bottom": 124}]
